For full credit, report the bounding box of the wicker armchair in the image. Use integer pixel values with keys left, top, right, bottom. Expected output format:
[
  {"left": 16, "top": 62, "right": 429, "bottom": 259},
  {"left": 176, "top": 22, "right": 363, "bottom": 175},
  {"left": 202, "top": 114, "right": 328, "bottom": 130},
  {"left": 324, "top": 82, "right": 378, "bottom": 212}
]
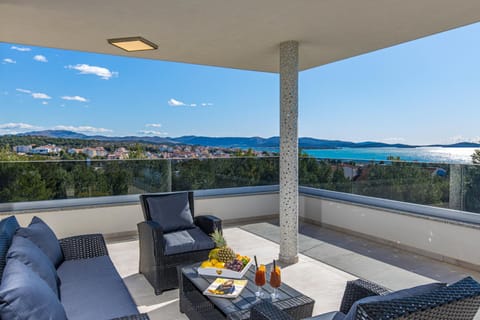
[
  {"left": 138, "top": 191, "right": 222, "bottom": 295},
  {"left": 251, "top": 277, "right": 480, "bottom": 320}
]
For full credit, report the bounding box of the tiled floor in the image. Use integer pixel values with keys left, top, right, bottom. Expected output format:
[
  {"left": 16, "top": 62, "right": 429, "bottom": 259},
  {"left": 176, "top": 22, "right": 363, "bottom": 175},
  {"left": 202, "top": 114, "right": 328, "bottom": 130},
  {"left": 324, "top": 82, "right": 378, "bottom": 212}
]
[{"left": 107, "top": 222, "right": 480, "bottom": 319}]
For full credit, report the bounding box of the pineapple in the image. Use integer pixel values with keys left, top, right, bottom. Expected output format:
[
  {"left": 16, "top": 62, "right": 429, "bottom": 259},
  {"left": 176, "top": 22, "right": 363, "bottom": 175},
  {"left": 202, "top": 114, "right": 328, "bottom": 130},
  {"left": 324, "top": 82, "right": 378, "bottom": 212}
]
[{"left": 210, "top": 229, "right": 236, "bottom": 263}]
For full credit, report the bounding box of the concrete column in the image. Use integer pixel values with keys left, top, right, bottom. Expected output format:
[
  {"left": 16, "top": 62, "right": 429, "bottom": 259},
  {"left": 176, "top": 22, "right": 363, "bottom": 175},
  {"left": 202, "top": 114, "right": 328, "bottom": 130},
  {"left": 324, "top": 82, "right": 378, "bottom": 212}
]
[
  {"left": 279, "top": 40, "right": 299, "bottom": 265},
  {"left": 449, "top": 164, "right": 464, "bottom": 210}
]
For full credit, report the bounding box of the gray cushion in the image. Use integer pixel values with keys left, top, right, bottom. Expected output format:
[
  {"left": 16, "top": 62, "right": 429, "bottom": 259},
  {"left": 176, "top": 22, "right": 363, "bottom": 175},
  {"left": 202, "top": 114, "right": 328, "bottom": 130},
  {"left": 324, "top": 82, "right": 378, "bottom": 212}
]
[
  {"left": 0, "top": 234, "right": 10, "bottom": 282},
  {"left": 0, "top": 216, "right": 20, "bottom": 241},
  {"left": 0, "top": 258, "right": 67, "bottom": 320},
  {"left": 7, "top": 235, "right": 59, "bottom": 297},
  {"left": 0, "top": 216, "right": 20, "bottom": 279},
  {"left": 310, "top": 311, "right": 346, "bottom": 320},
  {"left": 146, "top": 192, "right": 194, "bottom": 232},
  {"left": 57, "top": 256, "right": 138, "bottom": 320},
  {"left": 344, "top": 282, "right": 445, "bottom": 320},
  {"left": 16, "top": 216, "right": 64, "bottom": 267},
  {"left": 164, "top": 226, "right": 215, "bottom": 255}
]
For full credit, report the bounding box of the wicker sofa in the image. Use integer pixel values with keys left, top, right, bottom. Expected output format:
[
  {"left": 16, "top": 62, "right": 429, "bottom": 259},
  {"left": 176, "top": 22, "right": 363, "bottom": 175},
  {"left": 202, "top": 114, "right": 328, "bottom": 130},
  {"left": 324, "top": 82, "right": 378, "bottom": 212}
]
[
  {"left": 0, "top": 215, "right": 148, "bottom": 320},
  {"left": 251, "top": 277, "right": 480, "bottom": 320}
]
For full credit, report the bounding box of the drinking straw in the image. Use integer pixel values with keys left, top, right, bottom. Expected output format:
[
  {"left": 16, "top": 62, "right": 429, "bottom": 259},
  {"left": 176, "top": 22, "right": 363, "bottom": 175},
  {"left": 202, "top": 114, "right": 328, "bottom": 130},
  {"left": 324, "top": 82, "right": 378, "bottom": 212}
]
[
  {"left": 254, "top": 255, "right": 258, "bottom": 268},
  {"left": 273, "top": 259, "right": 276, "bottom": 271}
]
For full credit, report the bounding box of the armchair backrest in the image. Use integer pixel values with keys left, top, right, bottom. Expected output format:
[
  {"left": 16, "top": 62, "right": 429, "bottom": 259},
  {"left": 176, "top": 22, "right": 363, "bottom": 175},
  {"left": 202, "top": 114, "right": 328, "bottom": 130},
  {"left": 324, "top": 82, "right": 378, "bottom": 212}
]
[
  {"left": 139, "top": 191, "right": 195, "bottom": 233},
  {"left": 357, "top": 276, "right": 480, "bottom": 320}
]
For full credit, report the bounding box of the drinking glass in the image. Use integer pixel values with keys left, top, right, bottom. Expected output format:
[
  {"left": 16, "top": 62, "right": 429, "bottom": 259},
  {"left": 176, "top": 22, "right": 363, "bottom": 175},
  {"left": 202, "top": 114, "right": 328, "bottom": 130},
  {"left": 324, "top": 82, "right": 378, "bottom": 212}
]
[
  {"left": 254, "top": 264, "right": 266, "bottom": 298},
  {"left": 269, "top": 265, "right": 281, "bottom": 300}
]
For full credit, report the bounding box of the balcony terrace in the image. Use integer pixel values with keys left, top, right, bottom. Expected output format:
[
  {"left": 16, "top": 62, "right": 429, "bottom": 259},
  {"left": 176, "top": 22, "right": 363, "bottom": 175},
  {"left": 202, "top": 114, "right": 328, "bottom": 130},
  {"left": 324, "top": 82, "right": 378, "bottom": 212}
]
[
  {"left": 3, "top": 1, "right": 480, "bottom": 318},
  {"left": 2, "top": 175, "right": 480, "bottom": 318},
  {"left": 106, "top": 222, "right": 480, "bottom": 319}
]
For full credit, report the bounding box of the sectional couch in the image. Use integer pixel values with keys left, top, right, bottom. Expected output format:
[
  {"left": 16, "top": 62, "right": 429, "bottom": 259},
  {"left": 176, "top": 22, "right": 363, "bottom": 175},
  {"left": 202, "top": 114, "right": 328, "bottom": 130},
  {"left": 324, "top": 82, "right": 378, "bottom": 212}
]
[{"left": 0, "top": 215, "right": 149, "bottom": 320}]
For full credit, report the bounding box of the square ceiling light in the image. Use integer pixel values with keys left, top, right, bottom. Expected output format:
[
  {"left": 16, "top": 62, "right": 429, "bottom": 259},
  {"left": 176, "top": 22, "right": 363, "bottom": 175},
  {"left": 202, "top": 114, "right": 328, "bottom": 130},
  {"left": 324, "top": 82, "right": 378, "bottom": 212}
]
[{"left": 107, "top": 36, "right": 158, "bottom": 52}]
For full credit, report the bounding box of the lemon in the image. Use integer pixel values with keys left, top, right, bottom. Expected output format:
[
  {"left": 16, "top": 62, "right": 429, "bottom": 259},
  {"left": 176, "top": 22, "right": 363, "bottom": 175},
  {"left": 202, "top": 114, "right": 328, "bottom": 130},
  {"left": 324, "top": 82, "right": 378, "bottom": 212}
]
[
  {"left": 214, "top": 262, "right": 225, "bottom": 269},
  {"left": 201, "top": 261, "right": 213, "bottom": 268},
  {"left": 210, "top": 258, "right": 218, "bottom": 265}
]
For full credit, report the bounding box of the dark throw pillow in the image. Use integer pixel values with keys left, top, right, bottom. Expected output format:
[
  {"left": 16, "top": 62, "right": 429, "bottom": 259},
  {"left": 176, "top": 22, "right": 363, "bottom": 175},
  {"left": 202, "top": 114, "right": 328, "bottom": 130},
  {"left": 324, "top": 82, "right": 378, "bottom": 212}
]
[
  {"left": 0, "top": 216, "right": 20, "bottom": 279},
  {"left": 7, "top": 236, "right": 60, "bottom": 297},
  {"left": 146, "top": 193, "right": 195, "bottom": 233},
  {"left": 0, "top": 259, "right": 67, "bottom": 320},
  {"left": 16, "top": 216, "right": 64, "bottom": 268}
]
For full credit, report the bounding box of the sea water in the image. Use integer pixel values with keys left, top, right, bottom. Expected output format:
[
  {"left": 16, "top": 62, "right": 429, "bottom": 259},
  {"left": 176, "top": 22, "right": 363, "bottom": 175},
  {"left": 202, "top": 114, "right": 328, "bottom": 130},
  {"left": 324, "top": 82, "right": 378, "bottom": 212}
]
[{"left": 302, "top": 147, "right": 477, "bottom": 164}]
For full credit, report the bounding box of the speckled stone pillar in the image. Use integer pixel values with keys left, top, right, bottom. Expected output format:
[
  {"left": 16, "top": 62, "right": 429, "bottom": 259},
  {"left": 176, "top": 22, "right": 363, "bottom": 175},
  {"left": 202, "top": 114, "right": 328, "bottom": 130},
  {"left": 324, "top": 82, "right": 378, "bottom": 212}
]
[
  {"left": 449, "top": 164, "right": 464, "bottom": 210},
  {"left": 279, "top": 40, "right": 299, "bottom": 265}
]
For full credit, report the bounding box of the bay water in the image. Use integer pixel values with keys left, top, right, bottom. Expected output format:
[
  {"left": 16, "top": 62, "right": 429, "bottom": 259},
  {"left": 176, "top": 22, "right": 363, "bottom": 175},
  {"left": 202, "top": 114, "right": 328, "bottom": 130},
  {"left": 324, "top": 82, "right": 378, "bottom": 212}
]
[{"left": 302, "top": 147, "right": 477, "bottom": 164}]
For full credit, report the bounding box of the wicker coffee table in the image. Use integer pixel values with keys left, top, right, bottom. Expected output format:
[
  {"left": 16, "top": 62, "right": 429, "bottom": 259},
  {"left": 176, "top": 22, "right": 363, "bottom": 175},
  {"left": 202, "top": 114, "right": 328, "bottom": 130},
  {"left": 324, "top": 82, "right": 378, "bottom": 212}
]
[{"left": 179, "top": 263, "right": 314, "bottom": 320}]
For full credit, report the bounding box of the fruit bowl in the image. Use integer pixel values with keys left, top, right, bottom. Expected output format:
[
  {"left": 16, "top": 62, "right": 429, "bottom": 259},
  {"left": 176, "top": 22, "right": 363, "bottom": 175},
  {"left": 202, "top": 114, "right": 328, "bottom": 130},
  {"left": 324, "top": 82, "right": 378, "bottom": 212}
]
[{"left": 197, "top": 258, "right": 253, "bottom": 279}]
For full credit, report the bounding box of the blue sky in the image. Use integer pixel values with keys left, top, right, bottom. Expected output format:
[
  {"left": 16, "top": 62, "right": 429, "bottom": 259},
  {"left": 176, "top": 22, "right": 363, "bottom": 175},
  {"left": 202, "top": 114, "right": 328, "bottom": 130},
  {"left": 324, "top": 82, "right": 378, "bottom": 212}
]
[{"left": 1, "top": 22, "right": 480, "bottom": 145}]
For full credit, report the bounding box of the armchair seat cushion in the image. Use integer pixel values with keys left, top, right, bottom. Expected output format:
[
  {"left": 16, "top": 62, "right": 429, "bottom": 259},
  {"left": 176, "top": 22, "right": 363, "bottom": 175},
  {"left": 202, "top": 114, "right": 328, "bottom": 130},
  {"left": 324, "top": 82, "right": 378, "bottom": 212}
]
[
  {"left": 57, "top": 256, "right": 138, "bottom": 320},
  {"left": 164, "top": 227, "right": 215, "bottom": 255}
]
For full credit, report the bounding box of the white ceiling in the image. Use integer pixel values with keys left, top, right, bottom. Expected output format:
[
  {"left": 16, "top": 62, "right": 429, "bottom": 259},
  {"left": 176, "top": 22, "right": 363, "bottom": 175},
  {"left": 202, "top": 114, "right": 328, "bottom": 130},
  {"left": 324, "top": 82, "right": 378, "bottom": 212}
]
[{"left": 1, "top": 0, "right": 480, "bottom": 72}]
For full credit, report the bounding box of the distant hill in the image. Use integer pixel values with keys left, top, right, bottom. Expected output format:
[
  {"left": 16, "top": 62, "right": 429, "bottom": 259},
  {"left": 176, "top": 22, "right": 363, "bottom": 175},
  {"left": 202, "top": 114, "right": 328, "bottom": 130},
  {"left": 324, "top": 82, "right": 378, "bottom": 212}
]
[{"left": 11, "top": 130, "right": 480, "bottom": 149}]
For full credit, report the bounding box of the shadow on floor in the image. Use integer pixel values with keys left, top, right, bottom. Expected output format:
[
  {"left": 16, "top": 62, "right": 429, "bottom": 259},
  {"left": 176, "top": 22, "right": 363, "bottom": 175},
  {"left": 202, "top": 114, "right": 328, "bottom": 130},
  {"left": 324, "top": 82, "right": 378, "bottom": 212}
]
[{"left": 241, "top": 221, "right": 480, "bottom": 288}]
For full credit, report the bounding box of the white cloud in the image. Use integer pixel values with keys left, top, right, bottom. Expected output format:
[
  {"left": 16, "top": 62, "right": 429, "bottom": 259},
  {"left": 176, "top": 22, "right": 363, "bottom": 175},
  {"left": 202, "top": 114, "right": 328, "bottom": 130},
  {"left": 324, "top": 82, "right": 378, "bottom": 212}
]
[
  {"left": 42, "top": 101, "right": 48, "bottom": 105},
  {"left": 382, "top": 137, "right": 406, "bottom": 143},
  {"left": 33, "top": 55, "right": 48, "bottom": 62},
  {"left": 11, "top": 46, "right": 31, "bottom": 52},
  {"left": 168, "top": 98, "right": 210, "bottom": 107},
  {"left": 2, "top": 58, "right": 16, "bottom": 64},
  {"left": 448, "top": 135, "right": 480, "bottom": 143},
  {"left": 53, "top": 125, "right": 113, "bottom": 134},
  {"left": 32, "top": 92, "right": 51, "bottom": 99},
  {"left": 0, "top": 123, "right": 36, "bottom": 130},
  {"left": 61, "top": 95, "right": 88, "bottom": 102},
  {"left": 168, "top": 98, "right": 186, "bottom": 106},
  {"left": 16, "top": 88, "right": 51, "bottom": 100},
  {"left": 0, "top": 123, "right": 40, "bottom": 135},
  {"left": 139, "top": 130, "right": 168, "bottom": 136},
  {"left": 146, "top": 123, "right": 162, "bottom": 128},
  {"left": 16, "top": 88, "right": 31, "bottom": 94},
  {"left": 66, "top": 64, "right": 118, "bottom": 80}
]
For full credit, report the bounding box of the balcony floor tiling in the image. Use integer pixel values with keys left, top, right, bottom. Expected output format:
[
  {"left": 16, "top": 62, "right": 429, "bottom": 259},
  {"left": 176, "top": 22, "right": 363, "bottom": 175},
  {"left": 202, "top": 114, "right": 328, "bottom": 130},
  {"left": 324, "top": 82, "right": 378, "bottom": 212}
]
[{"left": 107, "top": 222, "right": 480, "bottom": 319}]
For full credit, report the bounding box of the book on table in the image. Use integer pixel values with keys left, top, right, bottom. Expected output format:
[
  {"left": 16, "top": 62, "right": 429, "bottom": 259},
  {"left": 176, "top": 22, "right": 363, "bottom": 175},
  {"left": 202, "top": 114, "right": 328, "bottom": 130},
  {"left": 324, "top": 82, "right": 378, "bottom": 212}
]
[{"left": 203, "top": 278, "right": 248, "bottom": 299}]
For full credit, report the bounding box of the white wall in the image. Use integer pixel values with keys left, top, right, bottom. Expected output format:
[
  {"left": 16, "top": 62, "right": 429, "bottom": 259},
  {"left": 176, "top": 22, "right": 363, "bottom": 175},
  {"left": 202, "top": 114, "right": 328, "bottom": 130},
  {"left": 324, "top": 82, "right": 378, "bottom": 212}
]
[
  {"left": 195, "top": 193, "right": 279, "bottom": 221},
  {"left": 4, "top": 204, "right": 144, "bottom": 239},
  {"left": 1, "top": 192, "right": 279, "bottom": 238},
  {"left": 302, "top": 195, "right": 480, "bottom": 268}
]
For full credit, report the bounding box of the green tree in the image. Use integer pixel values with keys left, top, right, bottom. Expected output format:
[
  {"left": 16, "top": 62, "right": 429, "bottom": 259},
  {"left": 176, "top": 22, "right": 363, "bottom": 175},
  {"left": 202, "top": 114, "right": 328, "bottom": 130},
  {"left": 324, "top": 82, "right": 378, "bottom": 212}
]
[
  {"left": 354, "top": 160, "right": 448, "bottom": 206},
  {"left": 472, "top": 149, "right": 480, "bottom": 164},
  {"left": 464, "top": 149, "right": 480, "bottom": 213}
]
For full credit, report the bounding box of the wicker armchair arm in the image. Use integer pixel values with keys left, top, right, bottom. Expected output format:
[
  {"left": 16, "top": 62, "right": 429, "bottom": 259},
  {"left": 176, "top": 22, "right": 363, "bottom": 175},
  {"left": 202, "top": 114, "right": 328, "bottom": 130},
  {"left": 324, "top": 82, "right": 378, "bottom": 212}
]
[
  {"left": 59, "top": 234, "right": 108, "bottom": 260},
  {"left": 339, "top": 279, "right": 391, "bottom": 314},
  {"left": 250, "top": 301, "right": 294, "bottom": 320},
  {"left": 138, "top": 220, "right": 165, "bottom": 258},
  {"left": 194, "top": 215, "right": 222, "bottom": 235},
  {"left": 109, "top": 313, "right": 150, "bottom": 320}
]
